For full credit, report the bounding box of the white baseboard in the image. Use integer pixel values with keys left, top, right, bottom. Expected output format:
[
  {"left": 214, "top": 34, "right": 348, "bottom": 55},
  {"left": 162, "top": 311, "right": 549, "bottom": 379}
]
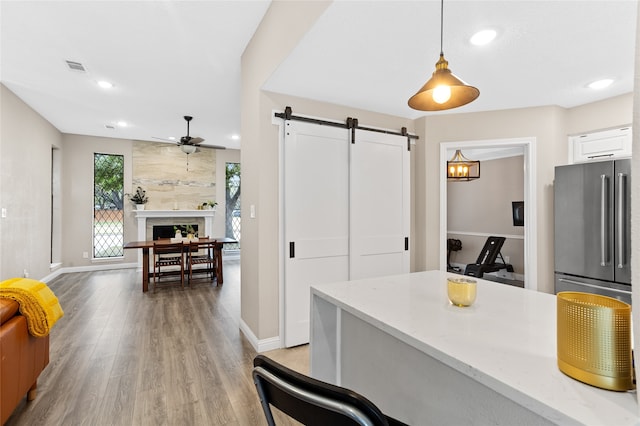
[
  {"left": 239, "top": 318, "right": 281, "bottom": 353},
  {"left": 222, "top": 251, "right": 240, "bottom": 261},
  {"left": 41, "top": 262, "right": 137, "bottom": 283}
]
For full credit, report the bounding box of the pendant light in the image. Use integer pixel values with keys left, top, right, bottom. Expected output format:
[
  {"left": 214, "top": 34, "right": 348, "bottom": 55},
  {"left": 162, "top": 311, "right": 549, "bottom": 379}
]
[
  {"left": 408, "top": 0, "right": 479, "bottom": 111},
  {"left": 447, "top": 150, "right": 480, "bottom": 181}
]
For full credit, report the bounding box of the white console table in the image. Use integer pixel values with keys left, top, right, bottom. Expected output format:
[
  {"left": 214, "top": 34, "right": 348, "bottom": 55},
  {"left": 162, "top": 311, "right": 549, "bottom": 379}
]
[{"left": 310, "top": 270, "right": 638, "bottom": 425}]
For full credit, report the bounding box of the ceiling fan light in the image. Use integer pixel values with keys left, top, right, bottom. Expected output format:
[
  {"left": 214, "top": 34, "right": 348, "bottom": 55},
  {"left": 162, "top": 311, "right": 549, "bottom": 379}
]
[{"left": 181, "top": 144, "right": 197, "bottom": 155}]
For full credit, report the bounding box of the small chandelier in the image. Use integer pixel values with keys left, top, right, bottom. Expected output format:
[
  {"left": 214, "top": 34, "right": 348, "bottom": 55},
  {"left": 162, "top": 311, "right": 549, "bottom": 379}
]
[
  {"left": 447, "top": 150, "right": 480, "bottom": 181},
  {"left": 408, "top": 0, "right": 479, "bottom": 111}
]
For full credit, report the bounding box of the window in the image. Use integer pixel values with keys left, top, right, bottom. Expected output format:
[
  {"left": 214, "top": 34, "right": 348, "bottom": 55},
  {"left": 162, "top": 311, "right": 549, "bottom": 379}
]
[
  {"left": 93, "top": 153, "right": 124, "bottom": 258},
  {"left": 226, "top": 162, "right": 241, "bottom": 250}
]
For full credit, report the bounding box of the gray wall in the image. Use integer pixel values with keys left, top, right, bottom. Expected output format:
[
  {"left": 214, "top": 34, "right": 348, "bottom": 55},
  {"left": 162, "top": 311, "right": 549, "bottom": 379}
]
[
  {"left": 61, "top": 133, "right": 136, "bottom": 267},
  {"left": 0, "top": 84, "right": 61, "bottom": 279}
]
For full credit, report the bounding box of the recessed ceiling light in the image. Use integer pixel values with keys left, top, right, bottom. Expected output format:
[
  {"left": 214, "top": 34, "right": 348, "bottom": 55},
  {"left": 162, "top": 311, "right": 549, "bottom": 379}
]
[
  {"left": 117, "top": 121, "right": 127, "bottom": 127},
  {"left": 231, "top": 134, "right": 240, "bottom": 140},
  {"left": 97, "top": 80, "right": 114, "bottom": 89},
  {"left": 168, "top": 136, "right": 176, "bottom": 141},
  {"left": 470, "top": 29, "right": 497, "bottom": 46},
  {"left": 588, "top": 79, "right": 614, "bottom": 90}
]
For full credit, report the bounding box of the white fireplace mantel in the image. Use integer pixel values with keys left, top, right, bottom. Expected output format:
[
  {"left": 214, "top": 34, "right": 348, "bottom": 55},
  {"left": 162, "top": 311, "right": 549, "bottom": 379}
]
[{"left": 134, "top": 209, "right": 216, "bottom": 241}]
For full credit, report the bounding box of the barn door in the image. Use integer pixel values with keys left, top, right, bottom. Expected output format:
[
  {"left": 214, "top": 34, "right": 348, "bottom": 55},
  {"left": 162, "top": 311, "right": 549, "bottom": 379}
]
[
  {"left": 283, "top": 121, "right": 349, "bottom": 347},
  {"left": 350, "top": 129, "right": 410, "bottom": 280}
]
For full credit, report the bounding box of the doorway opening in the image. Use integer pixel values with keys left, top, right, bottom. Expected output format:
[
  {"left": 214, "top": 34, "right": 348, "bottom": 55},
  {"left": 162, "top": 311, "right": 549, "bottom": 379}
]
[
  {"left": 439, "top": 138, "right": 537, "bottom": 290},
  {"left": 51, "top": 147, "right": 62, "bottom": 268}
]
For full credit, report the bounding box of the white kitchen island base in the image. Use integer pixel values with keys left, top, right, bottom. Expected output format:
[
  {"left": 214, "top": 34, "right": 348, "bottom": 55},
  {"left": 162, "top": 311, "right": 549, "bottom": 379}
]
[{"left": 310, "top": 271, "right": 638, "bottom": 425}]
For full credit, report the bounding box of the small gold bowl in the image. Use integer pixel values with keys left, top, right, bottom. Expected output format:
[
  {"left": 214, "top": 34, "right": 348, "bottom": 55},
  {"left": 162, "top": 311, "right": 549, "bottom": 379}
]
[{"left": 447, "top": 278, "right": 477, "bottom": 307}]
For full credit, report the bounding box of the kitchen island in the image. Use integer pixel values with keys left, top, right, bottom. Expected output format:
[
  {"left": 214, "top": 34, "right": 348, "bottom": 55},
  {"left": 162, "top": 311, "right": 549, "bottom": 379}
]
[{"left": 310, "top": 270, "right": 637, "bottom": 425}]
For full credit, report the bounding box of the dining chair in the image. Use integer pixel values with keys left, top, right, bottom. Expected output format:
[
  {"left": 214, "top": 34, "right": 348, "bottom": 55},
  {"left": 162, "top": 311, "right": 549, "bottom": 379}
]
[
  {"left": 152, "top": 241, "right": 185, "bottom": 291},
  {"left": 252, "top": 355, "right": 408, "bottom": 426},
  {"left": 186, "top": 238, "right": 217, "bottom": 286}
]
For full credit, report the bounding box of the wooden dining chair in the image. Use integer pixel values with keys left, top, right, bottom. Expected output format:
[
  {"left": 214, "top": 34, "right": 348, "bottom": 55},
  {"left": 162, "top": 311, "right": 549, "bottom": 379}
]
[
  {"left": 186, "top": 239, "right": 217, "bottom": 286},
  {"left": 152, "top": 241, "right": 185, "bottom": 291}
]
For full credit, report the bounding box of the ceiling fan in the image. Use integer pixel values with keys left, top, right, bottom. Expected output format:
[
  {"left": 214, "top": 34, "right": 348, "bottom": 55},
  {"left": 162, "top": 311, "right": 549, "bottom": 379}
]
[
  {"left": 178, "top": 115, "right": 204, "bottom": 154},
  {"left": 153, "top": 115, "right": 226, "bottom": 153},
  {"left": 178, "top": 115, "right": 204, "bottom": 153}
]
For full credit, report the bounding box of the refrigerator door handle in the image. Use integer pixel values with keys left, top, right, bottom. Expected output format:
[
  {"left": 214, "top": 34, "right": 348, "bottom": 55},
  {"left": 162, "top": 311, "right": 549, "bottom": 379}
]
[
  {"left": 557, "top": 278, "right": 631, "bottom": 296},
  {"left": 617, "top": 172, "right": 626, "bottom": 269},
  {"left": 600, "top": 174, "right": 609, "bottom": 266}
]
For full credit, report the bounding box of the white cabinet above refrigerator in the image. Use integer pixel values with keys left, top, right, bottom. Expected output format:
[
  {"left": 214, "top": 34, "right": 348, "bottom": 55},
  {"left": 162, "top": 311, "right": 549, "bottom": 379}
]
[{"left": 569, "top": 126, "right": 631, "bottom": 164}]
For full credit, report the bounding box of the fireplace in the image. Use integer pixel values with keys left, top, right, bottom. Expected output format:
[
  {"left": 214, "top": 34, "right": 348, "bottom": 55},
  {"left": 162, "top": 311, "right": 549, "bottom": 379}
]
[
  {"left": 152, "top": 224, "right": 199, "bottom": 240},
  {"left": 134, "top": 210, "right": 214, "bottom": 239},
  {"left": 132, "top": 210, "right": 216, "bottom": 268}
]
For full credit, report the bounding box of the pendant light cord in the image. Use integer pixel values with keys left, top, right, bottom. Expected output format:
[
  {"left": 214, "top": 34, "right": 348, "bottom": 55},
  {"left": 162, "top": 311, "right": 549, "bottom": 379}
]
[{"left": 440, "top": 0, "right": 444, "bottom": 55}]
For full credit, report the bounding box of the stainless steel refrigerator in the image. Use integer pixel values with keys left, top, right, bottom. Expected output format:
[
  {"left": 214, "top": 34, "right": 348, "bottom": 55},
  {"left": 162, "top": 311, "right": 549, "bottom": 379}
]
[{"left": 554, "top": 159, "right": 631, "bottom": 304}]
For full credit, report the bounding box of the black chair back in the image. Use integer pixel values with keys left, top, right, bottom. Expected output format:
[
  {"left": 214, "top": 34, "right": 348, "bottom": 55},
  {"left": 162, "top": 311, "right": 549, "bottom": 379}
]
[{"left": 252, "top": 355, "right": 406, "bottom": 426}]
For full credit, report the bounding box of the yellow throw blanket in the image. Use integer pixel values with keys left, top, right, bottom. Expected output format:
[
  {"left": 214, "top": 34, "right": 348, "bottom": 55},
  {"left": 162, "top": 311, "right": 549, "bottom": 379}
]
[{"left": 0, "top": 278, "right": 64, "bottom": 337}]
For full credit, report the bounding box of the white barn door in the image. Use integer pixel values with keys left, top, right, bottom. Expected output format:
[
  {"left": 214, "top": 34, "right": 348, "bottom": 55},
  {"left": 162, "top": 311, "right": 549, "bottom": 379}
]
[
  {"left": 350, "top": 129, "right": 410, "bottom": 280},
  {"left": 283, "top": 121, "right": 349, "bottom": 347}
]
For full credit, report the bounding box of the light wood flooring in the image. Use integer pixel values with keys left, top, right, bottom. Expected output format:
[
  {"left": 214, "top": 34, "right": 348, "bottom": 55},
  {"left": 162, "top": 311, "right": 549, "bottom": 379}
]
[{"left": 5, "top": 260, "right": 308, "bottom": 425}]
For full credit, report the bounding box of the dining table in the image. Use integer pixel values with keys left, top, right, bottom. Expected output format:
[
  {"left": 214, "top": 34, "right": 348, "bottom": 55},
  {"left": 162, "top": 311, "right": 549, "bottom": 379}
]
[{"left": 124, "top": 237, "right": 237, "bottom": 292}]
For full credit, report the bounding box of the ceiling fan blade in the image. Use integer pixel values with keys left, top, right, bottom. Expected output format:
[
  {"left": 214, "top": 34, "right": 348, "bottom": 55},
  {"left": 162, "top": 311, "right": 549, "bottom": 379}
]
[
  {"left": 198, "top": 144, "right": 226, "bottom": 150},
  {"left": 190, "top": 137, "right": 205, "bottom": 144}
]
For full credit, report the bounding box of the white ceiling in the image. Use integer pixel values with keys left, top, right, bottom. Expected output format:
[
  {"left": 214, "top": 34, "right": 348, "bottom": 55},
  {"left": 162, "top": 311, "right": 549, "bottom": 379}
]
[
  {"left": 1, "top": 1, "right": 637, "bottom": 150},
  {"left": 0, "top": 0, "right": 271, "bottom": 150}
]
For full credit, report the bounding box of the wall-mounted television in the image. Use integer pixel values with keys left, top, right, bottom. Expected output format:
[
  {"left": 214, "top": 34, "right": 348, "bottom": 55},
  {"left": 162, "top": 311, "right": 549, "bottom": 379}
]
[{"left": 512, "top": 201, "right": 524, "bottom": 227}]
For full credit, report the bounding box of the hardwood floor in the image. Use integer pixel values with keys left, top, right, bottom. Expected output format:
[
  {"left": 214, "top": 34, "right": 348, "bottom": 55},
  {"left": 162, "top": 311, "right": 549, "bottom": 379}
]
[{"left": 5, "top": 260, "right": 308, "bottom": 425}]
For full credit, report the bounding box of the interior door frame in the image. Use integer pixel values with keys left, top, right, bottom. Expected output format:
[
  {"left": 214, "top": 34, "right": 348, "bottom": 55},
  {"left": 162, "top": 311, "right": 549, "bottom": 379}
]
[{"left": 439, "top": 137, "right": 538, "bottom": 291}]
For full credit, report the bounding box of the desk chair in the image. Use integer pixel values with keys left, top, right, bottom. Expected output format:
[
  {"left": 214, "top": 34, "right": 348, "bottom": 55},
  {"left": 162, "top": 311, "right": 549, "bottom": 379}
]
[
  {"left": 186, "top": 239, "right": 217, "bottom": 286},
  {"left": 152, "top": 241, "right": 185, "bottom": 291},
  {"left": 252, "top": 355, "right": 407, "bottom": 426}
]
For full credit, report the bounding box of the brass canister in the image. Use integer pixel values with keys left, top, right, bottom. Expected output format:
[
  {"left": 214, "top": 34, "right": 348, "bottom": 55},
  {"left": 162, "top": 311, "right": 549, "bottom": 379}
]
[{"left": 557, "top": 292, "right": 634, "bottom": 391}]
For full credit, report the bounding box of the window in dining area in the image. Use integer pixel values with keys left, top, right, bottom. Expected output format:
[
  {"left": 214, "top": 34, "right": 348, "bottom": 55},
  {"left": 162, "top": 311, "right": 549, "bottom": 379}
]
[
  {"left": 93, "top": 153, "right": 124, "bottom": 258},
  {"left": 226, "top": 162, "right": 241, "bottom": 250}
]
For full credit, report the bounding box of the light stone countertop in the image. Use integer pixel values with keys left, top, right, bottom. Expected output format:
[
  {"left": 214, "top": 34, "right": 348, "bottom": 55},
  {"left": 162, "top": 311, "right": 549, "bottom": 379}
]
[{"left": 311, "top": 270, "right": 638, "bottom": 426}]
